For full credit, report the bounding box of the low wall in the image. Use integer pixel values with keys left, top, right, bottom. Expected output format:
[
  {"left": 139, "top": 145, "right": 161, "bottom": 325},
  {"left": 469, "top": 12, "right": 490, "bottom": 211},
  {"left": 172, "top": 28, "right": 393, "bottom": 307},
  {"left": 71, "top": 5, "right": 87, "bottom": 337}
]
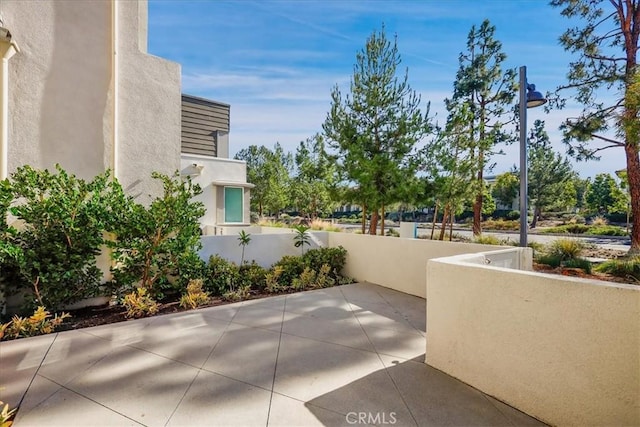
[
  {"left": 426, "top": 250, "right": 640, "bottom": 426},
  {"left": 199, "top": 231, "right": 328, "bottom": 267},
  {"left": 326, "top": 233, "right": 517, "bottom": 298}
]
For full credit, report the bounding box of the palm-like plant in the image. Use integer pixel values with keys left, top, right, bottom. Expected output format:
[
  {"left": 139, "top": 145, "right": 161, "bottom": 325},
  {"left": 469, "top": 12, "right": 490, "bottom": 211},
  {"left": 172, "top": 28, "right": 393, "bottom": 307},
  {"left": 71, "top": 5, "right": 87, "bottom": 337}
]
[
  {"left": 293, "top": 225, "right": 311, "bottom": 255},
  {"left": 237, "top": 230, "right": 252, "bottom": 264}
]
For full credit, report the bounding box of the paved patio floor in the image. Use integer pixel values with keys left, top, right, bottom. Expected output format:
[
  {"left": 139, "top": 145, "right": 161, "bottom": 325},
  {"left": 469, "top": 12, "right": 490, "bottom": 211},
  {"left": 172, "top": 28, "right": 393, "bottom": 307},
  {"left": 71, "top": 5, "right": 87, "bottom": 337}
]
[{"left": 1, "top": 283, "right": 545, "bottom": 426}]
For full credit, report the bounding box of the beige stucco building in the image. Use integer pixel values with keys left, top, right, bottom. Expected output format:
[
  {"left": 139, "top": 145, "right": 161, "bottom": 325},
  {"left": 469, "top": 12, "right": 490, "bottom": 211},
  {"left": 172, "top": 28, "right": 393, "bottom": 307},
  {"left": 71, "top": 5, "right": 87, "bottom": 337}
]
[{"left": 0, "top": 0, "right": 250, "bottom": 226}]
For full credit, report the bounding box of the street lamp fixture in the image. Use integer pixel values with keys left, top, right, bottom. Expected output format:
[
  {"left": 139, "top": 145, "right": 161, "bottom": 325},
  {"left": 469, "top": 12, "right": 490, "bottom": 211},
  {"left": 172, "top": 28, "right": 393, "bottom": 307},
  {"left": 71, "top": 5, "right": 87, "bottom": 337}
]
[{"left": 519, "top": 66, "right": 547, "bottom": 247}]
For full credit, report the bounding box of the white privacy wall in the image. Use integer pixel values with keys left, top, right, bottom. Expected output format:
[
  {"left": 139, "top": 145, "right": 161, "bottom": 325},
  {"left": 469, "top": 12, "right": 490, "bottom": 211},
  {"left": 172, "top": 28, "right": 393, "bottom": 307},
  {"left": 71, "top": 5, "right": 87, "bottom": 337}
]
[{"left": 199, "top": 232, "right": 329, "bottom": 267}]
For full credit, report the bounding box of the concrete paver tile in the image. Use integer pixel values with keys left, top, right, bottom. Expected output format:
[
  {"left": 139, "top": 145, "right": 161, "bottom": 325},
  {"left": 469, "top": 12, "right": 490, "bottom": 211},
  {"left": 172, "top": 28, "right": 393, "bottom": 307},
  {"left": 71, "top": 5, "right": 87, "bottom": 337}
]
[
  {"left": 129, "top": 313, "right": 229, "bottom": 367},
  {"left": 0, "top": 333, "right": 56, "bottom": 408},
  {"left": 361, "top": 324, "right": 426, "bottom": 360},
  {"left": 486, "top": 395, "right": 547, "bottom": 426},
  {"left": 66, "top": 346, "right": 200, "bottom": 426},
  {"left": 307, "top": 361, "right": 417, "bottom": 427},
  {"left": 281, "top": 312, "right": 375, "bottom": 352},
  {"left": 273, "top": 334, "right": 385, "bottom": 402},
  {"left": 167, "top": 370, "right": 271, "bottom": 427},
  {"left": 197, "top": 304, "right": 240, "bottom": 322},
  {"left": 382, "top": 357, "right": 517, "bottom": 426},
  {"left": 10, "top": 374, "right": 62, "bottom": 418},
  {"left": 339, "top": 283, "right": 389, "bottom": 304},
  {"left": 230, "top": 305, "right": 284, "bottom": 331},
  {"left": 241, "top": 295, "right": 287, "bottom": 310},
  {"left": 268, "top": 393, "right": 350, "bottom": 427},
  {"left": 38, "top": 330, "right": 117, "bottom": 385},
  {"left": 202, "top": 325, "right": 281, "bottom": 390},
  {"left": 80, "top": 317, "right": 155, "bottom": 346},
  {"left": 349, "top": 301, "right": 417, "bottom": 333},
  {"left": 284, "top": 292, "right": 354, "bottom": 321},
  {"left": 15, "top": 385, "right": 141, "bottom": 427}
]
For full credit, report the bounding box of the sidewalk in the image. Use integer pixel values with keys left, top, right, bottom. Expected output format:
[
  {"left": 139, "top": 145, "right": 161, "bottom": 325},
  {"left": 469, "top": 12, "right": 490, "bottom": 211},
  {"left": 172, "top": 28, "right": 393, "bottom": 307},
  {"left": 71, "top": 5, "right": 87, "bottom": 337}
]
[{"left": 1, "top": 283, "right": 544, "bottom": 426}]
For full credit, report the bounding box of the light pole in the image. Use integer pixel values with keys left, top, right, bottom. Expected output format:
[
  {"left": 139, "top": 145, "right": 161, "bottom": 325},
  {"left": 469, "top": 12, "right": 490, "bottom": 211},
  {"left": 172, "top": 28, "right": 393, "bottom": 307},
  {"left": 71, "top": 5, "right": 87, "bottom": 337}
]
[{"left": 519, "top": 66, "right": 546, "bottom": 247}]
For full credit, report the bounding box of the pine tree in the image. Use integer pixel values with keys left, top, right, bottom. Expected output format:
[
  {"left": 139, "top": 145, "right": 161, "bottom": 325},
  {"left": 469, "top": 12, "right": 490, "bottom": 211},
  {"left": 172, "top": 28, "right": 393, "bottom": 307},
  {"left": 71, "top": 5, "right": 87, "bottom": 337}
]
[
  {"left": 448, "top": 19, "right": 517, "bottom": 236},
  {"left": 323, "top": 26, "right": 432, "bottom": 235},
  {"left": 550, "top": 0, "right": 639, "bottom": 252}
]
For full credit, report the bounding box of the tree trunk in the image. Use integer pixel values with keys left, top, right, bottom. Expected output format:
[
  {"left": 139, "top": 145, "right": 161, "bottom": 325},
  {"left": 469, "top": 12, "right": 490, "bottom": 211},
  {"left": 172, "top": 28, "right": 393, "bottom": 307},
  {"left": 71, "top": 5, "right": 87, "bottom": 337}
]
[
  {"left": 530, "top": 205, "right": 541, "bottom": 229},
  {"left": 625, "top": 142, "right": 640, "bottom": 254},
  {"left": 380, "top": 202, "right": 385, "bottom": 236},
  {"left": 430, "top": 202, "right": 439, "bottom": 240},
  {"left": 361, "top": 205, "right": 367, "bottom": 235},
  {"left": 448, "top": 212, "right": 455, "bottom": 241},
  {"left": 473, "top": 173, "right": 483, "bottom": 236},
  {"left": 439, "top": 204, "right": 450, "bottom": 241},
  {"left": 369, "top": 210, "right": 378, "bottom": 235}
]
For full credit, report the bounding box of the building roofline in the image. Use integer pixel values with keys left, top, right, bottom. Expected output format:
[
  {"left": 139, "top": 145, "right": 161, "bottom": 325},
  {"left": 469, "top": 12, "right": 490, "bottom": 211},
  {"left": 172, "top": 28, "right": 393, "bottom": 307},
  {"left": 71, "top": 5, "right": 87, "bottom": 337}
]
[{"left": 182, "top": 93, "right": 230, "bottom": 108}]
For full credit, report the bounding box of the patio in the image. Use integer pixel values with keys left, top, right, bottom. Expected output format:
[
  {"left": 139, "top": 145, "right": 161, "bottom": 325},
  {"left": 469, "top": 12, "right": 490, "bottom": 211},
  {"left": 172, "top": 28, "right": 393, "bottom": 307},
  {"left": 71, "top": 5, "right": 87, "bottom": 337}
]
[{"left": 1, "top": 283, "right": 543, "bottom": 426}]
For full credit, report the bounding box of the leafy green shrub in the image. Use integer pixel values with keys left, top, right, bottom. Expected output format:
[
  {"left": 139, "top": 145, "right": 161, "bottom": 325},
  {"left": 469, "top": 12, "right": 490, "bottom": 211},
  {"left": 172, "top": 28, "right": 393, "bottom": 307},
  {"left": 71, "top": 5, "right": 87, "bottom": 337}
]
[
  {"left": 222, "top": 285, "right": 250, "bottom": 302},
  {"left": 482, "top": 219, "right": 519, "bottom": 231},
  {"left": 292, "top": 267, "right": 316, "bottom": 291},
  {"left": 272, "top": 255, "right": 305, "bottom": 287},
  {"left": 110, "top": 172, "right": 205, "bottom": 295},
  {"left": 1, "top": 165, "right": 124, "bottom": 310},
  {"left": 122, "top": 288, "right": 159, "bottom": 318},
  {"left": 1, "top": 306, "right": 71, "bottom": 340},
  {"left": 589, "top": 225, "right": 627, "bottom": 236},
  {"left": 175, "top": 251, "right": 207, "bottom": 293},
  {"left": 239, "top": 261, "right": 267, "bottom": 291},
  {"left": 302, "top": 246, "right": 347, "bottom": 273},
  {"left": 265, "top": 266, "right": 285, "bottom": 293},
  {"left": 205, "top": 255, "right": 241, "bottom": 295},
  {"left": 315, "top": 264, "right": 336, "bottom": 288},
  {"left": 506, "top": 210, "right": 520, "bottom": 220},
  {"left": 596, "top": 257, "right": 640, "bottom": 282},
  {"left": 180, "top": 279, "right": 210, "bottom": 309},
  {"left": 542, "top": 224, "right": 590, "bottom": 234}
]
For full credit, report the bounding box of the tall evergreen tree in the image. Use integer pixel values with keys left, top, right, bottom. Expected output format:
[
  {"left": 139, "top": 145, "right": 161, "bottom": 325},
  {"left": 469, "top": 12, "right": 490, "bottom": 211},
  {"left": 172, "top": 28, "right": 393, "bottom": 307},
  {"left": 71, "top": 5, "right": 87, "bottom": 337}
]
[
  {"left": 527, "top": 120, "right": 575, "bottom": 227},
  {"left": 323, "top": 26, "right": 432, "bottom": 235},
  {"left": 448, "top": 19, "right": 517, "bottom": 236},
  {"left": 550, "top": 0, "right": 639, "bottom": 252}
]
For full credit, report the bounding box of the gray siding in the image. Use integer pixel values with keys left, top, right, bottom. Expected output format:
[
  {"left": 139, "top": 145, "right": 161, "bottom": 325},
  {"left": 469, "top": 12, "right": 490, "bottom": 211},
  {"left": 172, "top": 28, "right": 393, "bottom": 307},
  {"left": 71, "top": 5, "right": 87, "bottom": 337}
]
[{"left": 181, "top": 94, "right": 230, "bottom": 157}]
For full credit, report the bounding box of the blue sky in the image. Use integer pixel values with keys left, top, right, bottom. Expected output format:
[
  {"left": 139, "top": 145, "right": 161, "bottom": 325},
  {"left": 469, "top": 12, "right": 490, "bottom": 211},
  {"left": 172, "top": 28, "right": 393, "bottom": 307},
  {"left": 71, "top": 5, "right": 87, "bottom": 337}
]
[{"left": 148, "top": 0, "right": 625, "bottom": 179}]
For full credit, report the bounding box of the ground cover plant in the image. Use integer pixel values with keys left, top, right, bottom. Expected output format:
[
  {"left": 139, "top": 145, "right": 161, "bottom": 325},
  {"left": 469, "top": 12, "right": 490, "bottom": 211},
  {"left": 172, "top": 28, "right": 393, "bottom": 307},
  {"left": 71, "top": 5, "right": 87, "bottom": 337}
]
[{"left": 540, "top": 223, "right": 627, "bottom": 236}]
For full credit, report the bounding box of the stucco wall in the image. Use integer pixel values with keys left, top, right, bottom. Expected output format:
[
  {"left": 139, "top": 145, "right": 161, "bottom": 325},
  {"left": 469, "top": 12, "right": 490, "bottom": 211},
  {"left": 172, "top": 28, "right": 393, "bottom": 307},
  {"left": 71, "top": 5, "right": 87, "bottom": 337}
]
[
  {"left": 3, "top": 0, "right": 180, "bottom": 199},
  {"left": 426, "top": 253, "right": 640, "bottom": 426},
  {"left": 116, "top": 0, "right": 180, "bottom": 202},
  {"left": 326, "top": 233, "right": 516, "bottom": 298},
  {"left": 199, "top": 231, "right": 328, "bottom": 267},
  {"left": 5, "top": 0, "right": 111, "bottom": 180}
]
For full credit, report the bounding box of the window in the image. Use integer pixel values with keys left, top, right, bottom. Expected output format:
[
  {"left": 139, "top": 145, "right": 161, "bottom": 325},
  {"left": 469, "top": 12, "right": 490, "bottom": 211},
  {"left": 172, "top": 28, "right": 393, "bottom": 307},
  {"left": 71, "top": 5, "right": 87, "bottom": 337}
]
[{"left": 224, "top": 187, "right": 243, "bottom": 223}]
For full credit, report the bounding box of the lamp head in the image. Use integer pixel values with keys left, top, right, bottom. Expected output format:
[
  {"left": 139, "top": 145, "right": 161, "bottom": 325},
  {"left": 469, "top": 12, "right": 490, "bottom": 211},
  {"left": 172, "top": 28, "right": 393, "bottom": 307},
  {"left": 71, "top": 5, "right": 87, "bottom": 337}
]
[{"left": 526, "top": 84, "right": 547, "bottom": 108}]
